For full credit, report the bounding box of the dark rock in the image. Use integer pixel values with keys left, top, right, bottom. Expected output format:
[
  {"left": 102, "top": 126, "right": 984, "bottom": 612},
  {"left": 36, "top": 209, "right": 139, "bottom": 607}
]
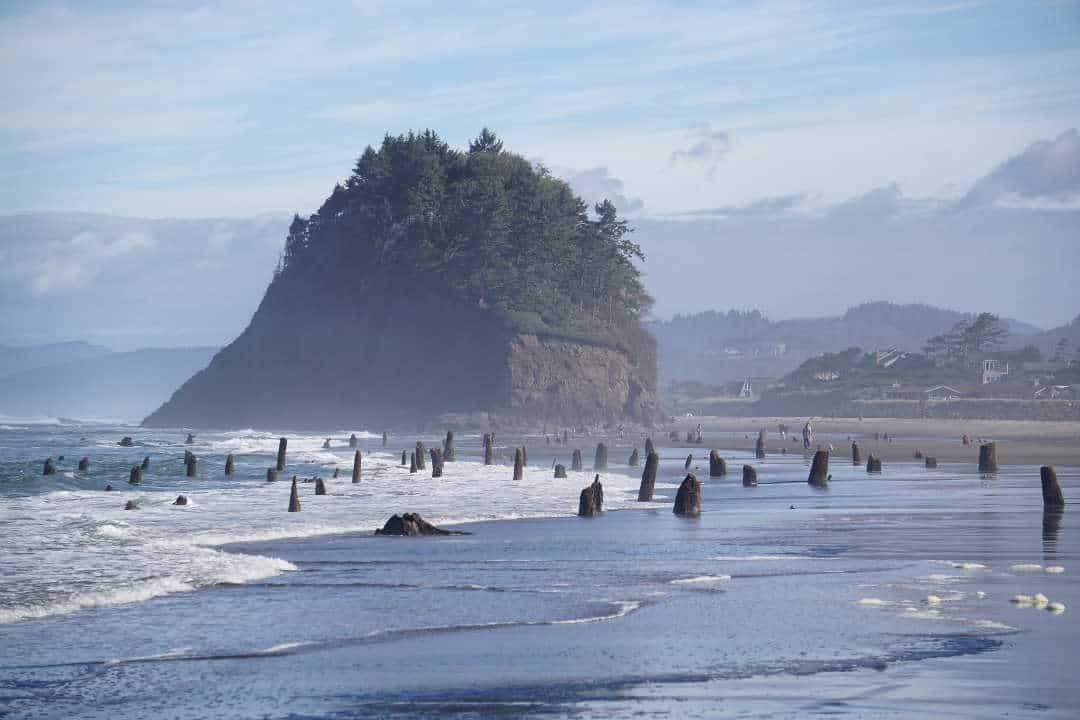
[
  {"left": 314, "top": 477, "right": 327, "bottom": 495},
  {"left": 43, "top": 457, "right": 57, "bottom": 475},
  {"left": 224, "top": 453, "right": 235, "bottom": 475},
  {"left": 443, "top": 431, "right": 455, "bottom": 461},
  {"left": 808, "top": 450, "right": 829, "bottom": 488},
  {"left": 352, "top": 450, "right": 362, "bottom": 483},
  {"left": 924, "top": 457, "right": 938, "bottom": 468},
  {"left": 118, "top": 436, "right": 134, "bottom": 447},
  {"left": 430, "top": 448, "right": 444, "bottom": 477},
  {"left": 1041, "top": 465, "right": 1065, "bottom": 509},
  {"left": 866, "top": 454, "right": 882, "bottom": 472},
  {"left": 78, "top": 456, "right": 90, "bottom": 471},
  {"left": 554, "top": 463, "right": 567, "bottom": 478},
  {"left": 104, "top": 484, "right": 113, "bottom": 491},
  {"left": 978, "top": 442, "right": 998, "bottom": 473},
  {"left": 128, "top": 466, "right": 142, "bottom": 484},
  {"left": 638, "top": 450, "right": 658, "bottom": 501},
  {"left": 578, "top": 474, "right": 604, "bottom": 517},
  {"left": 513, "top": 447, "right": 524, "bottom": 481},
  {"left": 851, "top": 442, "right": 861, "bottom": 465},
  {"left": 594, "top": 442, "right": 607, "bottom": 471},
  {"left": 276, "top": 437, "right": 288, "bottom": 471},
  {"left": 266, "top": 468, "right": 278, "bottom": 482},
  {"left": 628, "top": 448, "right": 639, "bottom": 467},
  {"left": 288, "top": 477, "right": 301, "bottom": 511},
  {"left": 374, "top": 513, "right": 467, "bottom": 536},
  {"left": 322, "top": 437, "right": 331, "bottom": 449},
  {"left": 742, "top": 464, "right": 758, "bottom": 487},
  {"left": 174, "top": 495, "right": 188, "bottom": 506},
  {"left": 124, "top": 500, "right": 138, "bottom": 510},
  {"left": 571, "top": 448, "right": 582, "bottom": 471},
  {"left": 708, "top": 450, "right": 726, "bottom": 477},
  {"left": 673, "top": 473, "right": 702, "bottom": 517}
]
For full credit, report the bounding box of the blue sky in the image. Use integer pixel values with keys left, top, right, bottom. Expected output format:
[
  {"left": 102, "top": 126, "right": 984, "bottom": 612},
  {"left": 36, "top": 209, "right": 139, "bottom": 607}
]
[{"left": 2, "top": 0, "right": 1078, "bottom": 218}]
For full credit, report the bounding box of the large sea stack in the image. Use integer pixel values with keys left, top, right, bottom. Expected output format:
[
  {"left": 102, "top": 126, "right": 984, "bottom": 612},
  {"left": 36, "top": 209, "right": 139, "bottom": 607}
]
[{"left": 142, "top": 130, "right": 658, "bottom": 430}]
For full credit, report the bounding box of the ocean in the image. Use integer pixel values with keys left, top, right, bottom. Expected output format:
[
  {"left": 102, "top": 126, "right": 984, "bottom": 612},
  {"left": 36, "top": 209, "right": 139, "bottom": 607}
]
[{"left": 0, "top": 421, "right": 1076, "bottom": 718}]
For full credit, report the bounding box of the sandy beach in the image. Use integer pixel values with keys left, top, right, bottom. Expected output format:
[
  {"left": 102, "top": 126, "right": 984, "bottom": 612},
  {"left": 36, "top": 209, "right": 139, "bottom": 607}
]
[{"left": 664, "top": 416, "right": 1080, "bottom": 467}]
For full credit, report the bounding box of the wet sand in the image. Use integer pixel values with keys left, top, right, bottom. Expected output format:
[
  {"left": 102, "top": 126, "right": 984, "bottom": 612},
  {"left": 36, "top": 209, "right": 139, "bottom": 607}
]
[{"left": 665, "top": 416, "right": 1080, "bottom": 466}]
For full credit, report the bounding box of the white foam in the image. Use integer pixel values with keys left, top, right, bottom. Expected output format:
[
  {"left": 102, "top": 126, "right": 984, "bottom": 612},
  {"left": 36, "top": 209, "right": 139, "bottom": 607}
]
[
  {"left": 707, "top": 555, "right": 814, "bottom": 561},
  {"left": 924, "top": 595, "right": 942, "bottom": 604},
  {"left": 670, "top": 575, "right": 731, "bottom": 585},
  {"left": 548, "top": 601, "right": 641, "bottom": 624},
  {"left": 1045, "top": 566, "right": 1065, "bottom": 574},
  {"left": 1047, "top": 602, "right": 1066, "bottom": 614},
  {"left": 1011, "top": 563, "right": 1043, "bottom": 572},
  {"left": 93, "top": 523, "right": 134, "bottom": 539},
  {"left": 857, "top": 598, "right": 889, "bottom": 606}
]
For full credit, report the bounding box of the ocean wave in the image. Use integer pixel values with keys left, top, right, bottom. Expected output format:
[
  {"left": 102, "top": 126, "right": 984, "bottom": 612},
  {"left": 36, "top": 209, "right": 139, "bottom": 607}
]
[{"left": 670, "top": 575, "right": 731, "bottom": 585}]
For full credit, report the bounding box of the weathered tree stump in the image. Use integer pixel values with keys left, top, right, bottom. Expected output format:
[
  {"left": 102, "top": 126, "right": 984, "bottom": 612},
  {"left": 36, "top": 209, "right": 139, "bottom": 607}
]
[
  {"left": 401, "top": 449, "right": 407, "bottom": 466},
  {"left": 962, "top": 434, "right": 970, "bottom": 446},
  {"left": 755, "top": 431, "right": 766, "bottom": 459},
  {"left": 645, "top": 437, "right": 655, "bottom": 457},
  {"left": 43, "top": 457, "right": 56, "bottom": 475},
  {"left": 851, "top": 442, "right": 861, "bottom": 465},
  {"left": 578, "top": 474, "right": 604, "bottom": 517},
  {"left": 333, "top": 468, "right": 340, "bottom": 478},
  {"left": 483, "top": 433, "right": 494, "bottom": 465},
  {"left": 352, "top": 450, "right": 362, "bottom": 483},
  {"left": 350, "top": 433, "right": 358, "bottom": 449},
  {"left": 925, "top": 457, "right": 938, "bottom": 468},
  {"left": 382, "top": 431, "right": 388, "bottom": 447},
  {"left": 571, "top": 448, "right": 583, "bottom": 471},
  {"left": 174, "top": 495, "right": 188, "bottom": 506},
  {"left": 914, "top": 449, "right": 923, "bottom": 460},
  {"left": 443, "top": 431, "right": 455, "bottom": 461},
  {"left": 708, "top": 450, "right": 727, "bottom": 477},
  {"left": 521, "top": 445, "right": 528, "bottom": 467},
  {"left": 430, "top": 448, "right": 444, "bottom": 477},
  {"left": 638, "top": 451, "right": 659, "bottom": 501},
  {"left": 415, "top": 442, "right": 426, "bottom": 470},
  {"left": 808, "top": 450, "right": 829, "bottom": 487},
  {"left": 563, "top": 429, "right": 569, "bottom": 444},
  {"left": 409, "top": 452, "right": 417, "bottom": 473},
  {"left": 374, "top": 513, "right": 467, "bottom": 536},
  {"left": 669, "top": 430, "right": 680, "bottom": 441},
  {"left": 276, "top": 437, "right": 287, "bottom": 471},
  {"left": 628, "top": 448, "right": 640, "bottom": 467},
  {"left": 314, "top": 477, "right": 327, "bottom": 495},
  {"left": 594, "top": 443, "right": 608, "bottom": 471},
  {"left": 266, "top": 468, "right": 277, "bottom": 482},
  {"left": 686, "top": 431, "right": 694, "bottom": 443},
  {"left": 105, "top": 484, "right": 113, "bottom": 491},
  {"left": 742, "top": 464, "right": 758, "bottom": 487},
  {"left": 978, "top": 442, "right": 998, "bottom": 473},
  {"left": 118, "top": 436, "right": 134, "bottom": 447},
  {"left": 322, "top": 438, "right": 331, "bottom": 449},
  {"left": 124, "top": 500, "right": 138, "bottom": 510},
  {"left": 684, "top": 453, "right": 693, "bottom": 470},
  {"left": 866, "top": 455, "right": 882, "bottom": 472},
  {"left": 1041, "top": 465, "right": 1065, "bottom": 509},
  {"left": 141, "top": 455, "right": 150, "bottom": 470},
  {"left": 185, "top": 454, "right": 197, "bottom": 477},
  {"left": 288, "top": 478, "right": 301, "bottom": 512},
  {"left": 128, "top": 466, "right": 142, "bottom": 484},
  {"left": 554, "top": 464, "right": 567, "bottom": 478},
  {"left": 513, "top": 447, "right": 524, "bottom": 481},
  {"left": 673, "top": 473, "right": 702, "bottom": 516},
  {"left": 224, "top": 454, "right": 235, "bottom": 475},
  {"left": 78, "top": 457, "right": 89, "bottom": 471}
]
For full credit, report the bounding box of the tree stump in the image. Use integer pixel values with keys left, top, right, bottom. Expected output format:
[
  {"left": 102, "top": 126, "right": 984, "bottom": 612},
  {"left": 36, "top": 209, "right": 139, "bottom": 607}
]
[
  {"left": 314, "top": 477, "right": 327, "bottom": 495},
  {"left": 755, "top": 432, "right": 766, "bottom": 460},
  {"left": 638, "top": 451, "right": 659, "bottom": 501},
  {"left": 572, "top": 448, "right": 583, "bottom": 471},
  {"left": 673, "top": 473, "right": 702, "bottom": 516},
  {"left": 185, "top": 454, "right": 197, "bottom": 477},
  {"left": 866, "top": 455, "right": 882, "bottom": 472},
  {"left": 628, "top": 448, "right": 640, "bottom": 467},
  {"left": 288, "top": 478, "right": 301, "bottom": 512},
  {"left": 513, "top": 447, "right": 524, "bottom": 481},
  {"left": 225, "top": 454, "right": 235, "bottom": 475},
  {"left": 578, "top": 475, "right": 604, "bottom": 517},
  {"left": 554, "top": 464, "right": 567, "bottom": 478},
  {"left": 401, "top": 449, "right": 407, "bottom": 466},
  {"left": 521, "top": 445, "right": 528, "bottom": 467},
  {"left": 382, "top": 431, "right": 388, "bottom": 448},
  {"left": 808, "top": 450, "right": 829, "bottom": 487},
  {"left": 742, "top": 464, "right": 758, "bottom": 487},
  {"left": 128, "top": 466, "right": 142, "bottom": 484},
  {"left": 266, "top": 468, "right": 277, "bottom": 482},
  {"left": 443, "top": 431, "right": 455, "bottom": 461},
  {"left": 415, "top": 442, "right": 426, "bottom": 470},
  {"left": 409, "top": 452, "right": 417, "bottom": 473},
  {"left": 925, "top": 457, "right": 938, "bottom": 468},
  {"left": 978, "top": 442, "right": 998, "bottom": 473},
  {"left": 43, "top": 457, "right": 56, "bottom": 475},
  {"left": 350, "top": 433, "right": 358, "bottom": 449},
  {"left": 1041, "top": 465, "right": 1065, "bottom": 509},
  {"left": 430, "top": 448, "right": 444, "bottom": 477},
  {"left": 709, "top": 450, "right": 726, "bottom": 477},
  {"left": 78, "top": 457, "right": 89, "bottom": 471},
  {"left": 174, "top": 495, "right": 188, "bottom": 506},
  {"left": 594, "top": 443, "right": 607, "bottom": 471},
  {"left": 645, "top": 437, "right": 655, "bottom": 457},
  {"left": 851, "top": 442, "right": 861, "bottom": 465},
  {"left": 276, "top": 437, "right": 287, "bottom": 471},
  {"left": 684, "top": 453, "right": 693, "bottom": 470},
  {"left": 141, "top": 456, "right": 150, "bottom": 470}
]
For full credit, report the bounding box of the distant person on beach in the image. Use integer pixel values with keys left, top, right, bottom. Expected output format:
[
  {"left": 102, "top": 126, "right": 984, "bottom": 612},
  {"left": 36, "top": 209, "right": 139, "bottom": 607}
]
[{"left": 802, "top": 421, "right": 813, "bottom": 449}]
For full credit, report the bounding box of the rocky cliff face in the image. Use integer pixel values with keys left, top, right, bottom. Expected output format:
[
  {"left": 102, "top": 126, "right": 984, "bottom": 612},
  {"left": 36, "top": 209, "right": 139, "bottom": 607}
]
[{"left": 144, "top": 271, "right": 657, "bottom": 430}]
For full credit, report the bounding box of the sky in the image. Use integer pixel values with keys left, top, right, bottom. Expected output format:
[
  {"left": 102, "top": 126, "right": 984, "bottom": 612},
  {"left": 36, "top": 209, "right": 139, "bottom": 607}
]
[{"left": 1, "top": 0, "right": 1078, "bottom": 348}]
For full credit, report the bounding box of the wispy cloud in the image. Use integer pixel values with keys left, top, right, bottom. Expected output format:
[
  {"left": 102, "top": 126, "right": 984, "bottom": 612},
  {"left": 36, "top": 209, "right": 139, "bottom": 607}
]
[{"left": 668, "top": 123, "right": 732, "bottom": 178}]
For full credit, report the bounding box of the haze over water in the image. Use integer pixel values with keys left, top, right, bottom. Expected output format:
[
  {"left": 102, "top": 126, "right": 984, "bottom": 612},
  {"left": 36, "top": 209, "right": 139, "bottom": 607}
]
[{"left": 1, "top": 421, "right": 1076, "bottom": 717}]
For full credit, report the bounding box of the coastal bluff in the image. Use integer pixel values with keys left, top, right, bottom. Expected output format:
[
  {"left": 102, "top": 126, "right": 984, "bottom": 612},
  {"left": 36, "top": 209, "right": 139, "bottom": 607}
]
[{"left": 143, "top": 130, "right": 657, "bottom": 430}]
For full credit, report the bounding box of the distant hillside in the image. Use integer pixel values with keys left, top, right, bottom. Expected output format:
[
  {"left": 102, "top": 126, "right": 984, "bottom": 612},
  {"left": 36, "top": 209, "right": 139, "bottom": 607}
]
[
  {"left": 648, "top": 301, "right": 1046, "bottom": 385},
  {"left": 0, "top": 347, "right": 217, "bottom": 422},
  {"left": 0, "top": 341, "right": 112, "bottom": 378}
]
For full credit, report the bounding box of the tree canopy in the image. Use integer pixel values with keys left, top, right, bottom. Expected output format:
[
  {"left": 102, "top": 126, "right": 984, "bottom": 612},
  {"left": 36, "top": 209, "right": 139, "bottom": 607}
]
[{"left": 277, "top": 129, "right": 652, "bottom": 350}]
